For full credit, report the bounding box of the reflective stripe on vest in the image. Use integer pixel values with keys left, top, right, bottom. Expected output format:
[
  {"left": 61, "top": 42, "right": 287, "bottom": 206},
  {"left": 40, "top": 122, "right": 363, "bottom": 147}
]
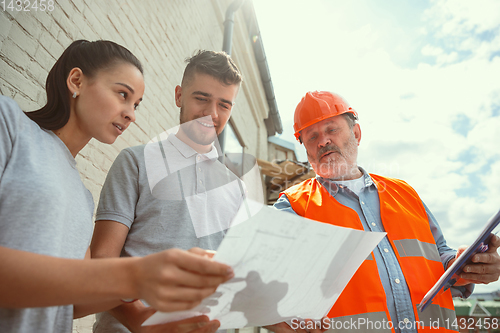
[{"left": 393, "top": 239, "right": 441, "bottom": 262}]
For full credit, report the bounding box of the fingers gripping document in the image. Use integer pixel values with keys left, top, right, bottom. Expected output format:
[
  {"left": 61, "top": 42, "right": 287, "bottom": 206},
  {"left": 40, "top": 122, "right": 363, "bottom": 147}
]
[{"left": 143, "top": 202, "right": 385, "bottom": 329}]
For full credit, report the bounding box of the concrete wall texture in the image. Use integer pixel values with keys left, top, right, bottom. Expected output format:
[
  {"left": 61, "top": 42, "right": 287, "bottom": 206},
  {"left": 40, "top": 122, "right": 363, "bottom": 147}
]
[{"left": 1, "top": 0, "right": 271, "bottom": 331}]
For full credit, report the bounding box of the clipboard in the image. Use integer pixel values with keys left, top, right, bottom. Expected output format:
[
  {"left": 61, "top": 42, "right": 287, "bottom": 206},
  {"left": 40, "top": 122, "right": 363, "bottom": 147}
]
[{"left": 419, "top": 209, "right": 500, "bottom": 312}]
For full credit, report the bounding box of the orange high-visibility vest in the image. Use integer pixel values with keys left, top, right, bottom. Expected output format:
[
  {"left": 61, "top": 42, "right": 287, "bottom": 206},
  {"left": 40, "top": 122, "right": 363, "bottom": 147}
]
[{"left": 283, "top": 174, "right": 457, "bottom": 332}]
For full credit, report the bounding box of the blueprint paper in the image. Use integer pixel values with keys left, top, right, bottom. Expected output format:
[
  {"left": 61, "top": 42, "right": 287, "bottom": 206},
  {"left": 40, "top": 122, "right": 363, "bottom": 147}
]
[{"left": 143, "top": 204, "right": 385, "bottom": 329}]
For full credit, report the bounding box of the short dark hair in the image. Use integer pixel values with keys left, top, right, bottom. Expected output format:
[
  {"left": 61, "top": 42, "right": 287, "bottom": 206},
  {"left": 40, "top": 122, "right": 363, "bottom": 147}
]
[
  {"left": 25, "top": 40, "right": 143, "bottom": 130},
  {"left": 181, "top": 50, "right": 242, "bottom": 87}
]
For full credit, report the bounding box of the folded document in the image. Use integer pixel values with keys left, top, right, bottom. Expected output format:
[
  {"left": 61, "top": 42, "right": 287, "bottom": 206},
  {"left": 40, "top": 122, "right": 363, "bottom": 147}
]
[{"left": 143, "top": 203, "right": 385, "bottom": 329}]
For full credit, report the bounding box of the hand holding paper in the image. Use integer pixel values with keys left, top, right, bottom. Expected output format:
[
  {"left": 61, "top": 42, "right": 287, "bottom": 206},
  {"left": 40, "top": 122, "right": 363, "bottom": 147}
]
[{"left": 139, "top": 315, "right": 220, "bottom": 333}]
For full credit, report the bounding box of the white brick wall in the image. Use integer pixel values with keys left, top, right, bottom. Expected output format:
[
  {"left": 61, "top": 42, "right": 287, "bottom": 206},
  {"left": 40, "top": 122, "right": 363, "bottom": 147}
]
[{"left": 0, "top": 0, "right": 271, "bottom": 331}]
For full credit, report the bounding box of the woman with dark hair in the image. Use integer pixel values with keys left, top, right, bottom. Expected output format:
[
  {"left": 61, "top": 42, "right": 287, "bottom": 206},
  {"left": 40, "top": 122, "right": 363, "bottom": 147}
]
[{"left": 0, "top": 40, "right": 233, "bottom": 333}]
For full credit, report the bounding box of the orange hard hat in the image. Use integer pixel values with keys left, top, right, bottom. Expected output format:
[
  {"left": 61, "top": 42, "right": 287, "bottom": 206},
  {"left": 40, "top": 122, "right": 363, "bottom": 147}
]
[{"left": 293, "top": 91, "right": 358, "bottom": 141}]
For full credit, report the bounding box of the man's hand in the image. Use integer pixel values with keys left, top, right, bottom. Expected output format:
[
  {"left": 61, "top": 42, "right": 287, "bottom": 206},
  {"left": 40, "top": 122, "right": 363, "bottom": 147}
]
[
  {"left": 265, "top": 317, "right": 330, "bottom": 333},
  {"left": 133, "top": 247, "right": 233, "bottom": 313},
  {"left": 449, "top": 234, "right": 500, "bottom": 285},
  {"left": 106, "top": 299, "right": 220, "bottom": 333},
  {"left": 138, "top": 312, "right": 220, "bottom": 333}
]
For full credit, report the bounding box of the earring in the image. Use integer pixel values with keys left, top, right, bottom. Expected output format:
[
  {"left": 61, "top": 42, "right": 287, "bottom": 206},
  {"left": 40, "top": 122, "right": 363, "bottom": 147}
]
[{"left": 72, "top": 92, "right": 77, "bottom": 99}]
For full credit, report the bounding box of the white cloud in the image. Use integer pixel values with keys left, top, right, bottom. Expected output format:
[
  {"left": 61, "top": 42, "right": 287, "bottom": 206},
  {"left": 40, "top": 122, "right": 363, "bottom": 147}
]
[
  {"left": 481, "top": 160, "right": 500, "bottom": 198},
  {"left": 423, "top": 0, "right": 500, "bottom": 60},
  {"left": 421, "top": 45, "right": 445, "bottom": 57}
]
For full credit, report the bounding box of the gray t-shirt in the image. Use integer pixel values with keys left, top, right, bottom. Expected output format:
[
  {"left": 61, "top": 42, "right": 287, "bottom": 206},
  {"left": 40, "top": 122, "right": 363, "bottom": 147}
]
[
  {"left": 0, "top": 96, "right": 94, "bottom": 332},
  {"left": 93, "top": 133, "right": 244, "bottom": 332}
]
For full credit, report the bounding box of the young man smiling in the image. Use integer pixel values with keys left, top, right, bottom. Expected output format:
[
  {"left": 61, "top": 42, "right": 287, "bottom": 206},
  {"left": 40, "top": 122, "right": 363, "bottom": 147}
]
[
  {"left": 175, "top": 65, "right": 238, "bottom": 152},
  {"left": 90, "top": 50, "right": 243, "bottom": 333}
]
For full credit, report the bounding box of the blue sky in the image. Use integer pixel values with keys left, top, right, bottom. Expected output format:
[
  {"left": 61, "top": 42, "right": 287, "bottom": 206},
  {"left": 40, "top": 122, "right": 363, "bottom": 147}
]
[{"left": 252, "top": 0, "right": 500, "bottom": 293}]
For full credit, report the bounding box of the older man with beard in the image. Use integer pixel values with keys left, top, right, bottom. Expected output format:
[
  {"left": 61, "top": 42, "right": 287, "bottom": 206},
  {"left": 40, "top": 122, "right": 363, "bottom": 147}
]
[
  {"left": 269, "top": 91, "right": 500, "bottom": 333},
  {"left": 90, "top": 50, "right": 244, "bottom": 333}
]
